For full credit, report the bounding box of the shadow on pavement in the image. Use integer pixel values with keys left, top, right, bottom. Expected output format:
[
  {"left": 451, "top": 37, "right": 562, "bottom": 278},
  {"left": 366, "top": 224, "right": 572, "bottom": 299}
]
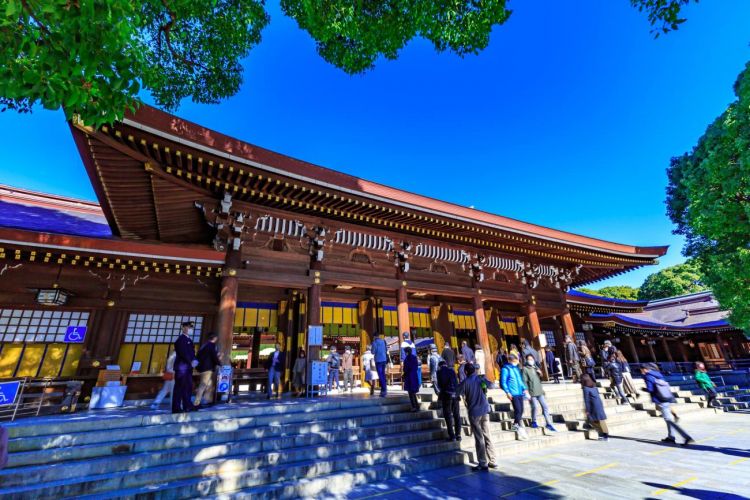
[
  {"left": 643, "top": 482, "right": 749, "bottom": 500},
  {"left": 608, "top": 435, "right": 750, "bottom": 459}
]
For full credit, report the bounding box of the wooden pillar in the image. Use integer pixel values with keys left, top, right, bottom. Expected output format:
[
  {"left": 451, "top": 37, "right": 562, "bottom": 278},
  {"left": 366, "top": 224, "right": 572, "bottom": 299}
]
[
  {"left": 525, "top": 303, "right": 548, "bottom": 379},
  {"left": 561, "top": 309, "right": 576, "bottom": 340},
  {"left": 662, "top": 338, "right": 674, "bottom": 363},
  {"left": 486, "top": 308, "right": 503, "bottom": 381},
  {"left": 216, "top": 250, "right": 240, "bottom": 363},
  {"left": 307, "top": 280, "right": 322, "bottom": 363},
  {"left": 626, "top": 335, "right": 640, "bottom": 364},
  {"left": 358, "top": 297, "right": 376, "bottom": 387},
  {"left": 473, "top": 294, "right": 494, "bottom": 377},
  {"left": 77, "top": 295, "right": 124, "bottom": 376},
  {"left": 647, "top": 339, "right": 657, "bottom": 362},
  {"left": 677, "top": 338, "right": 689, "bottom": 363},
  {"left": 278, "top": 297, "right": 294, "bottom": 390},
  {"left": 396, "top": 284, "right": 409, "bottom": 346}
]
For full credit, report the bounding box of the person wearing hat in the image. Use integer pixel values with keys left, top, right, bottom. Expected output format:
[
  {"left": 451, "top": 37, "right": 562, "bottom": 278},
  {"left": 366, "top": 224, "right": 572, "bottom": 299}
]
[
  {"left": 341, "top": 346, "right": 354, "bottom": 393},
  {"left": 428, "top": 344, "right": 442, "bottom": 394},
  {"left": 172, "top": 321, "right": 199, "bottom": 413},
  {"left": 475, "top": 344, "right": 486, "bottom": 376}
]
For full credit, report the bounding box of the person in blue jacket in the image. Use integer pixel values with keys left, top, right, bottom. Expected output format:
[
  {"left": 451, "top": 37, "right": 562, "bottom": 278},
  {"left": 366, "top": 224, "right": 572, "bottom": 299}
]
[
  {"left": 641, "top": 364, "right": 694, "bottom": 445},
  {"left": 501, "top": 352, "right": 530, "bottom": 438},
  {"left": 371, "top": 332, "right": 388, "bottom": 396}
]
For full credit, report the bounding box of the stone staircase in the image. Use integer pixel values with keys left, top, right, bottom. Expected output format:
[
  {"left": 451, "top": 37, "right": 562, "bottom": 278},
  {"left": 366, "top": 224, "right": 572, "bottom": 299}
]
[
  {"left": 0, "top": 396, "right": 463, "bottom": 499},
  {"left": 661, "top": 374, "right": 750, "bottom": 412}
]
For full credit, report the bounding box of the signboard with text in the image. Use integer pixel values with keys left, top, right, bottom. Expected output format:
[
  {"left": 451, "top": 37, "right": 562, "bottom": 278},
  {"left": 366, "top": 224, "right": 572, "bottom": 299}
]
[
  {"left": 217, "top": 365, "right": 232, "bottom": 393},
  {"left": 310, "top": 361, "right": 328, "bottom": 386}
]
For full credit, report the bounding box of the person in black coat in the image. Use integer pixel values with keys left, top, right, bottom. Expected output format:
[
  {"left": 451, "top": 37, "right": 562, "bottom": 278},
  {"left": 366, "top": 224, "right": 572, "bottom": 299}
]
[
  {"left": 172, "top": 321, "right": 198, "bottom": 413},
  {"left": 265, "top": 343, "right": 286, "bottom": 399},
  {"left": 606, "top": 353, "right": 628, "bottom": 405},
  {"left": 581, "top": 374, "right": 608, "bottom": 440},
  {"left": 545, "top": 349, "right": 559, "bottom": 383},
  {"left": 194, "top": 333, "right": 221, "bottom": 407},
  {"left": 436, "top": 360, "right": 462, "bottom": 441}
]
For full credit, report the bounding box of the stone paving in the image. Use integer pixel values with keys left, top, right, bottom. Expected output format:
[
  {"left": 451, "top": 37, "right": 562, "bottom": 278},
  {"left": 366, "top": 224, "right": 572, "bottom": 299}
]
[{"left": 328, "top": 411, "right": 750, "bottom": 499}]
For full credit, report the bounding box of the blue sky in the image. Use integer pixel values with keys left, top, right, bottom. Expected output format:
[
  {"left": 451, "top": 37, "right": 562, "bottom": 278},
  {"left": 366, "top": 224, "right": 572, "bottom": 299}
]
[{"left": 1, "top": 1, "right": 748, "bottom": 288}]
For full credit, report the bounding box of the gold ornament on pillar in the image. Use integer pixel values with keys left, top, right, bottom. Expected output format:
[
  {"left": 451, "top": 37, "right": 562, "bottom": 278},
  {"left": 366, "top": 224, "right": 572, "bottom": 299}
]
[
  {"left": 279, "top": 300, "right": 287, "bottom": 316},
  {"left": 434, "top": 329, "right": 444, "bottom": 352},
  {"left": 516, "top": 316, "right": 526, "bottom": 328}
]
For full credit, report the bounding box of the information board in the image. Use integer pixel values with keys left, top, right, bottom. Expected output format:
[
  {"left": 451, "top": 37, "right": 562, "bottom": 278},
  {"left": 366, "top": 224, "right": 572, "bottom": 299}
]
[
  {"left": 310, "top": 361, "right": 328, "bottom": 386},
  {"left": 308, "top": 325, "right": 323, "bottom": 346}
]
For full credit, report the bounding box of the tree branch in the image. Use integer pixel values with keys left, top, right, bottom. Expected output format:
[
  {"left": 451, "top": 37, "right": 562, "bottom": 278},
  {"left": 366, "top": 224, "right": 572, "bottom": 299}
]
[
  {"left": 158, "top": 0, "right": 208, "bottom": 71},
  {"left": 21, "top": 0, "right": 51, "bottom": 35}
]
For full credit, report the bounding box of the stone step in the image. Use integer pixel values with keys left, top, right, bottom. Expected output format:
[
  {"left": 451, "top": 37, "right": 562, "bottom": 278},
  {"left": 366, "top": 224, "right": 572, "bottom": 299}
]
[
  {"left": 4, "top": 396, "right": 410, "bottom": 439},
  {"left": 8, "top": 412, "right": 441, "bottom": 468},
  {"left": 9, "top": 399, "right": 414, "bottom": 453},
  {"left": 1, "top": 432, "right": 458, "bottom": 499},
  {"left": 460, "top": 429, "right": 584, "bottom": 459}
]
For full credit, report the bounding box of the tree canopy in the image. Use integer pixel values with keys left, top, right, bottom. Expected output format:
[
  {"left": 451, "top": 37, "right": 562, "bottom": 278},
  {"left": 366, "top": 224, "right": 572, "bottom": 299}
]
[
  {"left": 577, "top": 286, "right": 641, "bottom": 301},
  {"left": 1, "top": 0, "right": 696, "bottom": 127},
  {"left": 666, "top": 62, "right": 750, "bottom": 329},
  {"left": 636, "top": 259, "right": 707, "bottom": 301}
]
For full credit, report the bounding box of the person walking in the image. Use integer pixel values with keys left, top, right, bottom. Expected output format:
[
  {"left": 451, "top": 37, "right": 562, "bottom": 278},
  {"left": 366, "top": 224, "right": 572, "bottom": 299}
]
[
  {"left": 362, "top": 345, "right": 378, "bottom": 396},
  {"left": 461, "top": 341, "right": 475, "bottom": 364},
  {"left": 172, "top": 321, "right": 198, "bottom": 414},
  {"left": 436, "top": 360, "right": 462, "bottom": 441},
  {"left": 265, "top": 343, "right": 286, "bottom": 399},
  {"left": 581, "top": 374, "right": 609, "bottom": 441},
  {"left": 521, "top": 339, "right": 540, "bottom": 366},
  {"left": 545, "top": 348, "right": 560, "bottom": 383},
  {"left": 616, "top": 351, "right": 638, "bottom": 398},
  {"left": 475, "top": 344, "right": 486, "bottom": 376},
  {"left": 326, "top": 348, "right": 341, "bottom": 392},
  {"left": 578, "top": 341, "right": 596, "bottom": 380},
  {"left": 522, "top": 354, "right": 557, "bottom": 432},
  {"left": 694, "top": 362, "right": 719, "bottom": 408},
  {"left": 641, "top": 364, "right": 694, "bottom": 445},
  {"left": 194, "top": 333, "right": 221, "bottom": 408},
  {"left": 606, "top": 353, "right": 629, "bottom": 405},
  {"left": 428, "top": 344, "right": 442, "bottom": 394},
  {"left": 341, "top": 346, "right": 354, "bottom": 392},
  {"left": 457, "top": 354, "right": 468, "bottom": 383},
  {"left": 151, "top": 350, "right": 176, "bottom": 408},
  {"left": 457, "top": 362, "right": 497, "bottom": 471},
  {"left": 441, "top": 344, "right": 456, "bottom": 368},
  {"left": 403, "top": 346, "right": 420, "bottom": 411},
  {"left": 371, "top": 332, "right": 388, "bottom": 396},
  {"left": 292, "top": 348, "right": 307, "bottom": 397},
  {"left": 501, "top": 352, "right": 530, "bottom": 440},
  {"left": 564, "top": 336, "right": 581, "bottom": 383}
]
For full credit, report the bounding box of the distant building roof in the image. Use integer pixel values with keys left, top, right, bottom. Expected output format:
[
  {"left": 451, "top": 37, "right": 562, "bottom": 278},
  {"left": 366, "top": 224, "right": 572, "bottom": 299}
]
[{"left": 0, "top": 185, "right": 111, "bottom": 239}]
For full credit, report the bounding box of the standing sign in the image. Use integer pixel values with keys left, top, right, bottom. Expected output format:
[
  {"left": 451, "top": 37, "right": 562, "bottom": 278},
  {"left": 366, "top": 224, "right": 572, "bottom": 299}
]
[
  {"left": 310, "top": 361, "right": 328, "bottom": 386},
  {"left": 216, "top": 365, "right": 232, "bottom": 401},
  {"left": 63, "top": 326, "right": 87, "bottom": 343},
  {"left": 308, "top": 325, "right": 323, "bottom": 346},
  {"left": 0, "top": 381, "right": 21, "bottom": 406}
]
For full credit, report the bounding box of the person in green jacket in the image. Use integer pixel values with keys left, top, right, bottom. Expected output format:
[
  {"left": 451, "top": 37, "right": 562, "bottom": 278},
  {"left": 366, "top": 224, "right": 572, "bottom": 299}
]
[
  {"left": 522, "top": 354, "right": 557, "bottom": 432},
  {"left": 694, "top": 362, "right": 719, "bottom": 408}
]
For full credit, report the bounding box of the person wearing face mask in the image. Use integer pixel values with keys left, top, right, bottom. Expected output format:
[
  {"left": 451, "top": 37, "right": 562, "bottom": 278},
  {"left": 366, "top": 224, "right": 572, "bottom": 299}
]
[
  {"left": 172, "top": 321, "right": 199, "bottom": 414},
  {"left": 522, "top": 354, "right": 557, "bottom": 432},
  {"left": 292, "top": 348, "right": 307, "bottom": 397},
  {"left": 500, "top": 352, "right": 530, "bottom": 440},
  {"left": 265, "top": 343, "right": 285, "bottom": 399}
]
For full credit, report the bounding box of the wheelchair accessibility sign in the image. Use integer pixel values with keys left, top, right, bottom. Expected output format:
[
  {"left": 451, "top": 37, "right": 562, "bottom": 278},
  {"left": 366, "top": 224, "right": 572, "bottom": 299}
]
[
  {"left": 63, "top": 326, "right": 87, "bottom": 343},
  {"left": 0, "top": 381, "right": 21, "bottom": 406}
]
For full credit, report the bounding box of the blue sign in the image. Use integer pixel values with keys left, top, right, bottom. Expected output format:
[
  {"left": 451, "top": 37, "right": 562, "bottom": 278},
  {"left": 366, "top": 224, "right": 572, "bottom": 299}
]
[
  {"left": 0, "top": 381, "right": 20, "bottom": 406},
  {"left": 63, "top": 326, "right": 87, "bottom": 343}
]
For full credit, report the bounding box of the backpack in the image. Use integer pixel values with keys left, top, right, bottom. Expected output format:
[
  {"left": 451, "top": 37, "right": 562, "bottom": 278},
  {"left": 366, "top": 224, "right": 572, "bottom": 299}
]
[
  {"left": 329, "top": 353, "right": 340, "bottom": 369},
  {"left": 653, "top": 377, "right": 675, "bottom": 402}
]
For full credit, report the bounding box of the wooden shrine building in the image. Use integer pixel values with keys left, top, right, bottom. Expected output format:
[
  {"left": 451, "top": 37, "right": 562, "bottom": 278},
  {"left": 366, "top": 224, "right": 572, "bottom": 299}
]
[{"left": 0, "top": 105, "right": 670, "bottom": 396}]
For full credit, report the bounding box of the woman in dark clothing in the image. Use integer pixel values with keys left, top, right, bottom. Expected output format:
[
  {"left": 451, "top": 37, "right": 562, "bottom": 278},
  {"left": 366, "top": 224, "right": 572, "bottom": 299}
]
[
  {"left": 606, "top": 353, "right": 629, "bottom": 404},
  {"left": 403, "top": 347, "right": 421, "bottom": 411},
  {"left": 581, "top": 374, "right": 609, "bottom": 441}
]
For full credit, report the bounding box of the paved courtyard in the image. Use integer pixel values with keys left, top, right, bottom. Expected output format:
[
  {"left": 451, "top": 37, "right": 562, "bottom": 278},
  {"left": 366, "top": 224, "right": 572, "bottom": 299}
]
[{"left": 334, "top": 410, "right": 750, "bottom": 499}]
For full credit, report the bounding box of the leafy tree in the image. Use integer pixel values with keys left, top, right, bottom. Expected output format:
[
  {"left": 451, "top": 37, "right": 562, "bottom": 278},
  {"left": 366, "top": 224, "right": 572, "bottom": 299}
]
[
  {"left": 1, "top": 0, "right": 695, "bottom": 127},
  {"left": 637, "top": 260, "right": 706, "bottom": 301},
  {"left": 666, "top": 62, "right": 750, "bottom": 328},
  {"left": 576, "top": 286, "right": 640, "bottom": 301}
]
